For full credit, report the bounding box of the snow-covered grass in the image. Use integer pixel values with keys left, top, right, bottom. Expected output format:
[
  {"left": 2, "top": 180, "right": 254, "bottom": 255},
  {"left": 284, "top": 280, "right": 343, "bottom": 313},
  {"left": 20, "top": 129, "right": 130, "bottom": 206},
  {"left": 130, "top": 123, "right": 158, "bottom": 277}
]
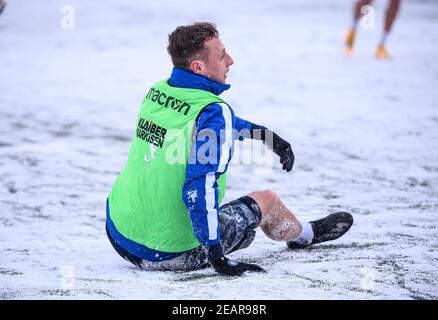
[{"left": 0, "top": 0, "right": 437, "bottom": 299}]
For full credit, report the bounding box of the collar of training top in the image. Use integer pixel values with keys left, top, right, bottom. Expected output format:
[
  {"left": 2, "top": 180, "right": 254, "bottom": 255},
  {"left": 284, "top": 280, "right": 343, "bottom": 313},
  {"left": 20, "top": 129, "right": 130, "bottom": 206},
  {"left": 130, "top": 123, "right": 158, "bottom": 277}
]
[{"left": 169, "top": 67, "right": 231, "bottom": 96}]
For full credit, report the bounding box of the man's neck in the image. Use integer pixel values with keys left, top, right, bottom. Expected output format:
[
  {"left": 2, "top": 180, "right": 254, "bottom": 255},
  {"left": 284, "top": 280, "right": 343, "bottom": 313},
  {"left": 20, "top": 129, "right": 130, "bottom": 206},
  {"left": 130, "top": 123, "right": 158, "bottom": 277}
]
[{"left": 168, "top": 68, "right": 230, "bottom": 96}]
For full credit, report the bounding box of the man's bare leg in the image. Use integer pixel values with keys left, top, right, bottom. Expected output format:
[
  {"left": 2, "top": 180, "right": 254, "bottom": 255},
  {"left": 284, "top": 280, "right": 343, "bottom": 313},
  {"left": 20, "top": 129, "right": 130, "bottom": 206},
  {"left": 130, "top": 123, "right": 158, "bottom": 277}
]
[
  {"left": 384, "top": 0, "right": 401, "bottom": 34},
  {"left": 377, "top": 0, "right": 401, "bottom": 58},
  {"left": 0, "top": 0, "right": 6, "bottom": 15},
  {"left": 247, "top": 189, "right": 354, "bottom": 248},
  {"left": 346, "top": 0, "right": 373, "bottom": 54},
  {"left": 248, "top": 190, "right": 306, "bottom": 241},
  {"left": 353, "top": 0, "right": 374, "bottom": 23}
]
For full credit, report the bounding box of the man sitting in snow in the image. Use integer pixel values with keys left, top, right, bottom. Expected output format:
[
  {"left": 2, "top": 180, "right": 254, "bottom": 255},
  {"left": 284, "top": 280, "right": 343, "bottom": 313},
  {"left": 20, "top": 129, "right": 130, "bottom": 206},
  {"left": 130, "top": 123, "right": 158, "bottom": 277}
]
[{"left": 106, "top": 22, "right": 353, "bottom": 276}]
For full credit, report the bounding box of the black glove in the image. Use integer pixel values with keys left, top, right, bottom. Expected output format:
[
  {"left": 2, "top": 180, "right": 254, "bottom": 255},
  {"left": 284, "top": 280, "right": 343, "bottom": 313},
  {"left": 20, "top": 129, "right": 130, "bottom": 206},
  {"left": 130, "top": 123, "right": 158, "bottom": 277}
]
[
  {"left": 210, "top": 255, "right": 265, "bottom": 276},
  {"left": 208, "top": 243, "right": 265, "bottom": 276},
  {"left": 251, "top": 124, "right": 295, "bottom": 172}
]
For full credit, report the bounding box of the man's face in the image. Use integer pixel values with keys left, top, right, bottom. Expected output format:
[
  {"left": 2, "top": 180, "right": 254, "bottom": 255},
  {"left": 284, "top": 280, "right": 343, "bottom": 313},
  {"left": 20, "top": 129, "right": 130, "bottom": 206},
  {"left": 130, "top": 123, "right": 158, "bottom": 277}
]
[{"left": 192, "top": 37, "right": 234, "bottom": 84}]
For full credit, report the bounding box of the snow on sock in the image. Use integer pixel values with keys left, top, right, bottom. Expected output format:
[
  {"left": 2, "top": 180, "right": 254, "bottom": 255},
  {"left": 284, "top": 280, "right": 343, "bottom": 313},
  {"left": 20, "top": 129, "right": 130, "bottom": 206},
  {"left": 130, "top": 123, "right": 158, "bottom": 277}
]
[{"left": 291, "top": 222, "right": 314, "bottom": 244}]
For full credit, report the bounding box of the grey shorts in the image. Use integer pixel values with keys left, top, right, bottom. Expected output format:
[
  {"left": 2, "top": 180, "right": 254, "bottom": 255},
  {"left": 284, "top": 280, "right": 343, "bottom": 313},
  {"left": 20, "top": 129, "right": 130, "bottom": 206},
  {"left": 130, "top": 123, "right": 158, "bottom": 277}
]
[{"left": 139, "top": 195, "right": 262, "bottom": 271}]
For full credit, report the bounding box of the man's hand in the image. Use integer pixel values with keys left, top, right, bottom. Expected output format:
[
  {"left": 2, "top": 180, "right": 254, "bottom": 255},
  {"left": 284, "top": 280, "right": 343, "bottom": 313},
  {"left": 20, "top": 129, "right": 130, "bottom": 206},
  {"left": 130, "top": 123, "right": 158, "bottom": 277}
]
[
  {"left": 209, "top": 255, "right": 265, "bottom": 276},
  {"left": 269, "top": 131, "right": 295, "bottom": 172}
]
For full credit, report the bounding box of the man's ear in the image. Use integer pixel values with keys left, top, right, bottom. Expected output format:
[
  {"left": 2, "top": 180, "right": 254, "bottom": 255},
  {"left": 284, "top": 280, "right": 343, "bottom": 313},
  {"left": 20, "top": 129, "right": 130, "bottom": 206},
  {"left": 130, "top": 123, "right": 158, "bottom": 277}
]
[{"left": 190, "top": 60, "right": 204, "bottom": 74}]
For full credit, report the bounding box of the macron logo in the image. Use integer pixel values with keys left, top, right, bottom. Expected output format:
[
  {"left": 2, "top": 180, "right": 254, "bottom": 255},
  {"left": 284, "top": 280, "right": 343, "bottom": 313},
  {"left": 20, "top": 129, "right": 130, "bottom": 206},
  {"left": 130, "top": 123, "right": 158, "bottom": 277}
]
[{"left": 145, "top": 87, "right": 191, "bottom": 116}]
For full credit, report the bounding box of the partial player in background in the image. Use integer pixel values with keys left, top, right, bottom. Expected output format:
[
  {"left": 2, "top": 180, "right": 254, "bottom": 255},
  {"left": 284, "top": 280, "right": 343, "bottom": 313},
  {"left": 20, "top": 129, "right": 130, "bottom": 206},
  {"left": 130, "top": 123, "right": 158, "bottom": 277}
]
[
  {"left": 345, "top": 0, "right": 401, "bottom": 59},
  {"left": 0, "top": 0, "right": 7, "bottom": 16}
]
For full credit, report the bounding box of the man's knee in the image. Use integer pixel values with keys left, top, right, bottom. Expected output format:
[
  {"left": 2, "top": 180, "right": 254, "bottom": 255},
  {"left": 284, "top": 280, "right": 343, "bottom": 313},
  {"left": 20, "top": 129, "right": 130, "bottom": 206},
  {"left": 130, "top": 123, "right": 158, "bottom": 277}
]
[
  {"left": 250, "top": 189, "right": 278, "bottom": 202},
  {"left": 263, "top": 189, "right": 277, "bottom": 199},
  {"left": 248, "top": 189, "right": 279, "bottom": 215}
]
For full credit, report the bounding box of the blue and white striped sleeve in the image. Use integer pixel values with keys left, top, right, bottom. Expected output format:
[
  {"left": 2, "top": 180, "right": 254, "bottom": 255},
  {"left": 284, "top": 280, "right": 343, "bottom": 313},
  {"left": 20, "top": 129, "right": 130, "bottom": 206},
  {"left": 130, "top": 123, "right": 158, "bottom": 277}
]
[{"left": 182, "top": 103, "right": 234, "bottom": 251}]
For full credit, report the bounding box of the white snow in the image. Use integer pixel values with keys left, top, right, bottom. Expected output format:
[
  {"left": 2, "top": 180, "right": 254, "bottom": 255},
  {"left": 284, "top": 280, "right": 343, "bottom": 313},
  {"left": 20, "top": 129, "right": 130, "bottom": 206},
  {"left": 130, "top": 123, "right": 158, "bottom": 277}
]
[{"left": 1, "top": 0, "right": 437, "bottom": 299}]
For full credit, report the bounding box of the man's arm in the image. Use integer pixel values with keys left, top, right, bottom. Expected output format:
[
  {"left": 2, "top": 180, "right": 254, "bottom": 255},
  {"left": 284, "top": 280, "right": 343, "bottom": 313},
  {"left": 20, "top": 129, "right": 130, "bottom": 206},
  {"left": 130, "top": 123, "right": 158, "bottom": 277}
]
[
  {"left": 182, "top": 104, "right": 264, "bottom": 276},
  {"left": 182, "top": 103, "right": 233, "bottom": 256},
  {"left": 235, "top": 116, "right": 295, "bottom": 172},
  {"left": 234, "top": 116, "right": 253, "bottom": 141}
]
